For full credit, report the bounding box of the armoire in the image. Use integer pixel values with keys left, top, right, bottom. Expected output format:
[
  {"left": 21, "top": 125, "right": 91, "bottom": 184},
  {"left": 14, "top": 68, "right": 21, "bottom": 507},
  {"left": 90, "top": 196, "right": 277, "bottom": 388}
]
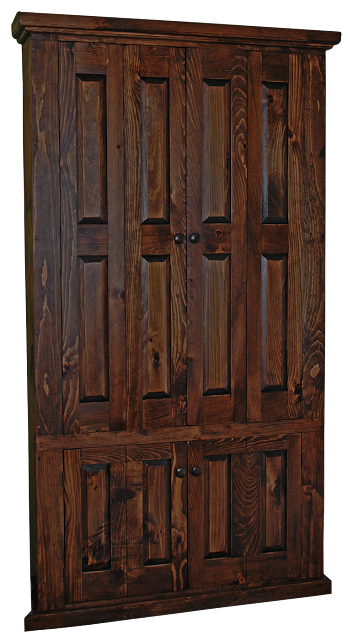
[{"left": 12, "top": 11, "right": 340, "bottom": 632}]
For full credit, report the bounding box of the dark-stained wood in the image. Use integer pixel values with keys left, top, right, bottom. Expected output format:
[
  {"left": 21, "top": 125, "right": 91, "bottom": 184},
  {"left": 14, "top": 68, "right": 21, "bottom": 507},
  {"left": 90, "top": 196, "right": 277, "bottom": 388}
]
[
  {"left": 287, "top": 54, "right": 303, "bottom": 420},
  {"left": 231, "top": 51, "right": 247, "bottom": 423},
  {"left": 28, "top": 40, "right": 62, "bottom": 436},
  {"left": 76, "top": 73, "right": 107, "bottom": 223},
  {"left": 37, "top": 417, "right": 324, "bottom": 450},
  {"left": 302, "top": 54, "right": 325, "bottom": 418},
  {"left": 188, "top": 439, "right": 204, "bottom": 589},
  {"left": 186, "top": 47, "right": 203, "bottom": 426},
  {"left": 302, "top": 431, "right": 324, "bottom": 578},
  {"left": 64, "top": 449, "right": 82, "bottom": 603},
  {"left": 126, "top": 443, "right": 172, "bottom": 461},
  {"left": 78, "top": 258, "right": 108, "bottom": 401},
  {"left": 106, "top": 44, "right": 126, "bottom": 431},
  {"left": 60, "top": 42, "right": 80, "bottom": 434},
  {"left": 37, "top": 451, "right": 65, "bottom": 609},
  {"left": 77, "top": 226, "right": 108, "bottom": 255},
  {"left": 24, "top": 576, "right": 332, "bottom": 630},
  {"left": 262, "top": 82, "right": 288, "bottom": 223},
  {"left": 203, "top": 255, "right": 230, "bottom": 395},
  {"left": 262, "top": 224, "right": 288, "bottom": 254},
  {"left": 169, "top": 47, "right": 187, "bottom": 427},
  {"left": 247, "top": 50, "right": 262, "bottom": 421},
  {"left": 124, "top": 45, "right": 142, "bottom": 431},
  {"left": 262, "top": 53, "right": 289, "bottom": 82},
  {"left": 141, "top": 77, "right": 169, "bottom": 223},
  {"left": 261, "top": 255, "right": 287, "bottom": 391},
  {"left": 171, "top": 442, "right": 187, "bottom": 590},
  {"left": 246, "top": 434, "right": 302, "bottom": 586},
  {"left": 13, "top": 12, "right": 341, "bottom": 49},
  {"left": 142, "top": 257, "right": 171, "bottom": 398}
]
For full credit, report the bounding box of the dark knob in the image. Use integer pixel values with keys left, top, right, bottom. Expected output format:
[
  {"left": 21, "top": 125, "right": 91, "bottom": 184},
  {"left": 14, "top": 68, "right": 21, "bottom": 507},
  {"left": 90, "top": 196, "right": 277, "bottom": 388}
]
[
  {"left": 190, "top": 232, "right": 200, "bottom": 244},
  {"left": 174, "top": 233, "right": 184, "bottom": 244},
  {"left": 191, "top": 466, "right": 202, "bottom": 477},
  {"left": 175, "top": 467, "right": 186, "bottom": 478}
]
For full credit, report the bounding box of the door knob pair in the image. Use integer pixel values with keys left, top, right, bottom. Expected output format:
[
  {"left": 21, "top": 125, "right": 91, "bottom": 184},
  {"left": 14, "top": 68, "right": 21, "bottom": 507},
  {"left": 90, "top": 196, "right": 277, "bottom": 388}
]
[
  {"left": 175, "top": 466, "right": 202, "bottom": 478},
  {"left": 174, "top": 233, "right": 200, "bottom": 244}
]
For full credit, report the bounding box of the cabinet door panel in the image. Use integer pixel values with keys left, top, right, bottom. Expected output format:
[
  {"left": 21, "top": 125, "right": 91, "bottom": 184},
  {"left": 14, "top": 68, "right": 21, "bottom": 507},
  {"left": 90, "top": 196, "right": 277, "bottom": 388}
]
[
  {"left": 188, "top": 438, "right": 247, "bottom": 590},
  {"left": 125, "top": 45, "right": 186, "bottom": 430},
  {"left": 126, "top": 442, "right": 187, "bottom": 595},
  {"left": 246, "top": 434, "right": 301, "bottom": 586},
  {"left": 247, "top": 52, "right": 304, "bottom": 421},
  {"left": 60, "top": 43, "right": 125, "bottom": 433},
  {"left": 64, "top": 448, "right": 126, "bottom": 603},
  {"left": 186, "top": 47, "right": 247, "bottom": 425}
]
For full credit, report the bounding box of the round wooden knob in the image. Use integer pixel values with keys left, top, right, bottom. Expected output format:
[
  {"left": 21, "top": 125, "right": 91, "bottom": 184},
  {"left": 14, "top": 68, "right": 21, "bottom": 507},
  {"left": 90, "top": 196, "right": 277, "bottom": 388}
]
[
  {"left": 191, "top": 466, "right": 202, "bottom": 477},
  {"left": 175, "top": 467, "right": 186, "bottom": 478},
  {"left": 174, "top": 233, "right": 184, "bottom": 244},
  {"left": 190, "top": 232, "right": 200, "bottom": 244}
]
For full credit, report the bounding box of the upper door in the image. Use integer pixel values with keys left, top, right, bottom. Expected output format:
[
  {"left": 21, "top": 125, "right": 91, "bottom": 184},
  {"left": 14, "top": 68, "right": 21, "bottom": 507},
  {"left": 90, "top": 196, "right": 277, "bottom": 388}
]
[{"left": 59, "top": 44, "right": 322, "bottom": 434}]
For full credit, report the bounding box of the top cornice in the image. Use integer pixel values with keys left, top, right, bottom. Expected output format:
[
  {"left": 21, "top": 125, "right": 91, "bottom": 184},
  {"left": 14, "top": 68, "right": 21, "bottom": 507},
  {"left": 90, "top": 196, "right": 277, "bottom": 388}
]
[{"left": 12, "top": 11, "right": 341, "bottom": 50}]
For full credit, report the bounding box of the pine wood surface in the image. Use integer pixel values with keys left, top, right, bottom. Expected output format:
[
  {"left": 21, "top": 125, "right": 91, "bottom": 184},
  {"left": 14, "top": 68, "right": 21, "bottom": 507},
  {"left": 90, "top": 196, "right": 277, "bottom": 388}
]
[{"left": 14, "top": 12, "right": 339, "bottom": 630}]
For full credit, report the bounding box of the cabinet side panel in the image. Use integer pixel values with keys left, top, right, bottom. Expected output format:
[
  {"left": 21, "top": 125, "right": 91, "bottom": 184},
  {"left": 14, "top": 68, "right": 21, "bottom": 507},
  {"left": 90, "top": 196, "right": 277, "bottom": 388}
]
[
  {"left": 37, "top": 450, "right": 65, "bottom": 610},
  {"left": 301, "top": 431, "right": 324, "bottom": 578},
  {"left": 31, "top": 39, "right": 62, "bottom": 435},
  {"left": 302, "top": 54, "right": 325, "bottom": 418}
]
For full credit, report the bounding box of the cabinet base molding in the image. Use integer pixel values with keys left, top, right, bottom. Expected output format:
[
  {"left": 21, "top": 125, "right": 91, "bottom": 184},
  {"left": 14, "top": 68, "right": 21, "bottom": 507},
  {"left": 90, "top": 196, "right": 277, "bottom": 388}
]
[{"left": 25, "top": 576, "right": 331, "bottom": 631}]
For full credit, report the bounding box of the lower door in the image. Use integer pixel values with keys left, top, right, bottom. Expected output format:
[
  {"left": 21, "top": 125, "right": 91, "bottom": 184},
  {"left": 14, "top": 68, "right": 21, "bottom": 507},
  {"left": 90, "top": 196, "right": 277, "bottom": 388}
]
[
  {"left": 64, "top": 442, "right": 188, "bottom": 603},
  {"left": 246, "top": 434, "right": 301, "bottom": 586},
  {"left": 188, "top": 434, "right": 301, "bottom": 590}
]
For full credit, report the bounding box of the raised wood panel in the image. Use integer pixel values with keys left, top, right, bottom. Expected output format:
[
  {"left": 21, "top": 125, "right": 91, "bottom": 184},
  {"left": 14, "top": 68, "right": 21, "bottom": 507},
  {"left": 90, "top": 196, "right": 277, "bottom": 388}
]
[
  {"left": 141, "top": 78, "right": 169, "bottom": 223},
  {"left": 142, "top": 256, "right": 170, "bottom": 399},
  {"left": 143, "top": 459, "right": 171, "bottom": 565},
  {"left": 202, "top": 80, "right": 230, "bottom": 222},
  {"left": 79, "top": 258, "right": 108, "bottom": 402},
  {"left": 203, "top": 255, "right": 230, "bottom": 395},
  {"left": 261, "top": 255, "right": 287, "bottom": 391},
  {"left": 204, "top": 454, "right": 230, "bottom": 558},
  {"left": 81, "top": 463, "right": 111, "bottom": 571},
  {"left": 77, "top": 74, "right": 107, "bottom": 223},
  {"left": 261, "top": 452, "right": 286, "bottom": 551},
  {"left": 262, "top": 82, "right": 288, "bottom": 223}
]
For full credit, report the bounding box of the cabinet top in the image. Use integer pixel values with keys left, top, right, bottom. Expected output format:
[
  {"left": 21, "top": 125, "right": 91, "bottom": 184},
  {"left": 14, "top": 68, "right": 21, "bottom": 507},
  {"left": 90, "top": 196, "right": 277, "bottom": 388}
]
[{"left": 12, "top": 11, "right": 341, "bottom": 49}]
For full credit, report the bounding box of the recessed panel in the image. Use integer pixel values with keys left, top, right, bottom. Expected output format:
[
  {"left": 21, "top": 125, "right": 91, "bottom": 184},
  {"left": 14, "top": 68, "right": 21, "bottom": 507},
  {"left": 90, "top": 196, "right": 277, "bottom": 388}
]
[
  {"left": 81, "top": 463, "right": 111, "bottom": 572},
  {"left": 141, "top": 78, "right": 169, "bottom": 224},
  {"left": 262, "top": 82, "right": 288, "bottom": 223},
  {"left": 143, "top": 459, "right": 171, "bottom": 565},
  {"left": 204, "top": 454, "right": 230, "bottom": 558},
  {"left": 261, "top": 255, "right": 287, "bottom": 391},
  {"left": 203, "top": 255, "right": 230, "bottom": 395},
  {"left": 77, "top": 75, "right": 107, "bottom": 223},
  {"left": 202, "top": 80, "right": 231, "bottom": 222},
  {"left": 261, "top": 452, "right": 286, "bottom": 552},
  {"left": 79, "top": 257, "right": 109, "bottom": 402},
  {"left": 142, "top": 256, "right": 171, "bottom": 399}
]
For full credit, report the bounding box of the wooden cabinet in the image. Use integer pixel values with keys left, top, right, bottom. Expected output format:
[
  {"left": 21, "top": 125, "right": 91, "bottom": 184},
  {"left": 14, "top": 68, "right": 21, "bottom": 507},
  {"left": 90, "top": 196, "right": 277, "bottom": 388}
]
[{"left": 12, "top": 11, "right": 340, "bottom": 631}]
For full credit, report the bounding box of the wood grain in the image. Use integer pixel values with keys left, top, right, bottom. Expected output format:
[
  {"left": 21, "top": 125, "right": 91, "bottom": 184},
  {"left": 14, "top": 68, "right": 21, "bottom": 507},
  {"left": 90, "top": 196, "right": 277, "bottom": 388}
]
[
  {"left": 29, "top": 40, "right": 62, "bottom": 436},
  {"left": 76, "top": 73, "right": 107, "bottom": 223},
  {"left": 64, "top": 449, "right": 82, "bottom": 603},
  {"left": 124, "top": 45, "right": 142, "bottom": 430},
  {"left": 188, "top": 439, "right": 204, "bottom": 589},
  {"left": 231, "top": 51, "right": 247, "bottom": 422},
  {"left": 287, "top": 54, "right": 303, "bottom": 419},
  {"left": 37, "top": 450, "right": 65, "bottom": 609},
  {"left": 60, "top": 42, "right": 80, "bottom": 433},
  {"left": 171, "top": 442, "right": 187, "bottom": 590},
  {"left": 247, "top": 51, "right": 262, "bottom": 421},
  {"left": 186, "top": 47, "right": 203, "bottom": 425},
  {"left": 302, "top": 431, "right": 324, "bottom": 578},
  {"left": 169, "top": 47, "right": 187, "bottom": 427},
  {"left": 106, "top": 44, "right": 126, "bottom": 430},
  {"left": 302, "top": 54, "right": 325, "bottom": 418}
]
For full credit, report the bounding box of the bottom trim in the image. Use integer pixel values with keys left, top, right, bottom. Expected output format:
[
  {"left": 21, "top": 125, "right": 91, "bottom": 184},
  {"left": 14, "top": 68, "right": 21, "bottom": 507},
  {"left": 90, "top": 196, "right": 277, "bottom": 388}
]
[{"left": 25, "top": 576, "right": 331, "bottom": 631}]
